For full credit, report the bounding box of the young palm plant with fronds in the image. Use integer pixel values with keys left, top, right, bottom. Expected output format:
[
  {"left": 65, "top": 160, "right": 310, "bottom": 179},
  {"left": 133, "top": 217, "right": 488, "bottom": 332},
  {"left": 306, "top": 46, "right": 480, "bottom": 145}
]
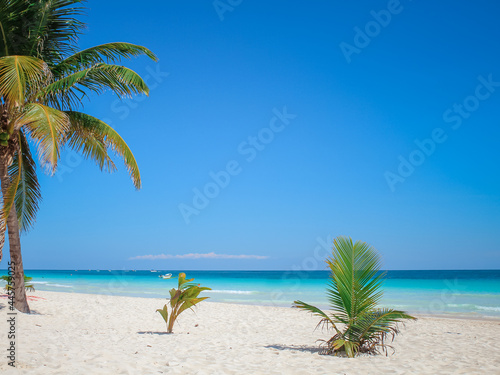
[
  {"left": 157, "top": 273, "right": 211, "bottom": 333},
  {"left": 0, "top": 0, "right": 157, "bottom": 312},
  {"left": 1, "top": 274, "right": 35, "bottom": 292},
  {"left": 293, "top": 236, "right": 415, "bottom": 357}
]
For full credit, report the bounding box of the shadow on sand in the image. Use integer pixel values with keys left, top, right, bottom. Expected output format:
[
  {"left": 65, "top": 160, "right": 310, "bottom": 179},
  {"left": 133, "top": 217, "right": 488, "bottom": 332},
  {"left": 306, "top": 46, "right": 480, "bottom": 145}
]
[
  {"left": 137, "top": 331, "right": 171, "bottom": 335},
  {"left": 264, "top": 344, "right": 322, "bottom": 354},
  {"left": 0, "top": 303, "right": 42, "bottom": 315}
]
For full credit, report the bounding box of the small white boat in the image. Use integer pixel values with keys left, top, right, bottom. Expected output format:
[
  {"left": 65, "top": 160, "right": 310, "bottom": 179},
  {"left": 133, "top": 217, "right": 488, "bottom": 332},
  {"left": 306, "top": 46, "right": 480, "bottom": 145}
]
[{"left": 159, "top": 273, "right": 173, "bottom": 279}]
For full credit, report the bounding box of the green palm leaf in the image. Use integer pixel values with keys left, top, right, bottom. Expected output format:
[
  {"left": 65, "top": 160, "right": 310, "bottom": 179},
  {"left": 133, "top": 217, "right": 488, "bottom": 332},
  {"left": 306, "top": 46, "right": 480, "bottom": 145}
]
[
  {"left": 53, "top": 42, "right": 158, "bottom": 75},
  {"left": 0, "top": 0, "right": 29, "bottom": 56},
  {"left": 326, "top": 237, "right": 385, "bottom": 322},
  {"left": 8, "top": 131, "right": 42, "bottom": 232},
  {"left": 292, "top": 300, "right": 341, "bottom": 333},
  {"left": 41, "top": 63, "right": 150, "bottom": 110},
  {"left": 0, "top": 56, "right": 49, "bottom": 107},
  {"left": 88, "top": 64, "right": 150, "bottom": 97},
  {"left": 0, "top": 142, "right": 22, "bottom": 229},
  {"left": 64, "top": 111, "right": 141, "bottom": 189},
  {"left": 156, "top": 304, "right": 169, "bottom": 323},
  {"left": 18, "top": 103, "right": 70, "bottom": 173},
  {"left": 0, "top": 0, "right": 60, "bottom": 58},
  {"left": 24, "top": 0, "right": 86, "bottom": 64},
  {"left": 177, "top": 297, "right": 210, "bottom": 315}
]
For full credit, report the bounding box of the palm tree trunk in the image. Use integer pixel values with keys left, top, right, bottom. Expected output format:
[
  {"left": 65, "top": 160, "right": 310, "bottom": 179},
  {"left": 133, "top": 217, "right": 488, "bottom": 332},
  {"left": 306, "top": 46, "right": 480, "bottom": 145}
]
[{"left": 0, "top": 156, "right": 30, "bottom": 313}]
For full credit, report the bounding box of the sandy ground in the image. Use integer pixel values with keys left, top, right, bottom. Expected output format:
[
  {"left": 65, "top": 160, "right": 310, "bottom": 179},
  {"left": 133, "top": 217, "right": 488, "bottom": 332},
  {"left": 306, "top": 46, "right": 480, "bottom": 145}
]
[{"left": 0, "top": 291, "right": 499, "bottom": 374}]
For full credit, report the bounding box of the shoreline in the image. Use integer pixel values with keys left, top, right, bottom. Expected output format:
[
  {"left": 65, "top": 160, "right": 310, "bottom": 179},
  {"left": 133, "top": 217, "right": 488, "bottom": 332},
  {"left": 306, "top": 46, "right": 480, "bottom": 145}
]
[
  {"left": 8, "top": 289, "right": 500, "bottom": 322},
  {"left": 6, "top": 269, "right": 500, "bottom": 321},
  {"left": 1, "top": 290, "right": 500, "bottom": 374}
]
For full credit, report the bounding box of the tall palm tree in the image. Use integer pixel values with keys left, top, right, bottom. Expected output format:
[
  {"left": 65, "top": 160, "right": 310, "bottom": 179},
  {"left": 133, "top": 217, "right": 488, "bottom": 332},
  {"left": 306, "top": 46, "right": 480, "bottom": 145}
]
[
  {"left": 0, "top": 0, "right": 157, "bottom": 312},
  {"left": 293, "top": 236, "right": 415, "bottom": 357}
]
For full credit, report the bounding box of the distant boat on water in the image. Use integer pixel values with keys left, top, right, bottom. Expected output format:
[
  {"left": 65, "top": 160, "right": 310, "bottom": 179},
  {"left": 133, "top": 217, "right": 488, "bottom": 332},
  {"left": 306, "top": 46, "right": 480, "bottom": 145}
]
[
  {"left": 159, "top": 273, "right": 173, "bottom": 279},
  {"left": 150, "top": 270, "right": 158, "bottom": 272}
]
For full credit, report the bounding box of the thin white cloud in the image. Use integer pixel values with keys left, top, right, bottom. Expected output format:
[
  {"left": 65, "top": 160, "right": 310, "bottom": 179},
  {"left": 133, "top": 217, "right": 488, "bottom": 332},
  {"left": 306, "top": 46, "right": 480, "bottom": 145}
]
[{"left": 129, "top": 252, "right": 269, "bottom": 260}]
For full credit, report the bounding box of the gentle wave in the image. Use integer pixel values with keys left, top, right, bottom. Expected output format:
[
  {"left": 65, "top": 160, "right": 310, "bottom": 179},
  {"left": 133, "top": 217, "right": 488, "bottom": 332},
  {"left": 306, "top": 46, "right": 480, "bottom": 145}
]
[
  {"left": 447, "top": 304, "right": 500, "bottom": 312},
  {"left": 477, "top": 306, "right": 500, "bottom": 312},
  {"left": 207, "top": 290, "right": 255, "bottom": 295},
  {"left": 46, "top": 283, "right": 73, "bottom": 288},
  {"left": 388, "top": 304, "right": 409, "bottom": 309},
  {"left": 32, "top": 281, "right": 72, "bottom": 288}
]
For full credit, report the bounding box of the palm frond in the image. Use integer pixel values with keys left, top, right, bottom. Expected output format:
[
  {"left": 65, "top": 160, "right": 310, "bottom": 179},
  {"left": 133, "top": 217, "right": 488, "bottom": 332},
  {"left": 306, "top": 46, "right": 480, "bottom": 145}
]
[
  {"left": 64, "top": 111, "right": 141, "bottom": 189},
  {"left": 0, "top": 140, "right": 22, "bottom": 233},
  {"left": 0, "top": 1, "right": 85, "bottom": 62},
  {"left": 26, "top": 0, "right": 86, "bottom": 65},
  {"left": 357, "top": 309, "right": 416, "bottom": 338},
  {"left": 18, "top": 103, "right": 69, "bottom": 174},
  {"left": 53, "top": 42, "right": 158, "bottom": 75},
  {"left": 292, "top": 300, "right": 341, "bottom": 333},
  {"left": 0, "top": 55, "right": 49, "bottom": 108},
  {"left": 350, "top": 308, "right": 416, "bottom": 355},
  {"left": 0, "top": 0, "right": 30, "bottom": 57},
  {"left": 8, "top": 131, "right": 42, "bottom": 232},
  {"left": 40, "top": 63, "right": 150, "bottom": 110},
  {"left": 327, "top": 236, "right": 385, "bottom": 321}
]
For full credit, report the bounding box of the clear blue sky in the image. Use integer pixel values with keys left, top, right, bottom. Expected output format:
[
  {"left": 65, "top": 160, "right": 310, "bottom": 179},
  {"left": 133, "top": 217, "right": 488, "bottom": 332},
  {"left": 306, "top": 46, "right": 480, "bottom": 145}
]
[{"left": 8, "top": 0, "right": 500, "bottom": 270}]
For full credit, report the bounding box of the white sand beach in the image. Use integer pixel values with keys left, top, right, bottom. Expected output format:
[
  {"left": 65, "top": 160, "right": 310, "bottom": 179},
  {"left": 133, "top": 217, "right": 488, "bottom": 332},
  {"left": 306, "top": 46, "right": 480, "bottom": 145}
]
[{"left": 1, "top": 291, "right": 499, "bottom": 374}]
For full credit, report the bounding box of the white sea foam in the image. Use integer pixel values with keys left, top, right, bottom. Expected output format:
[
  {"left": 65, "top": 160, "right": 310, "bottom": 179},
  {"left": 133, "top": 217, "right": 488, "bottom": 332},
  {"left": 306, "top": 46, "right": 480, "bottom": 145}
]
[
  {"left": 389, "top": 304, "right": 409, "bottom": 309},
  {"left": 46, "top": 283, "right": 73, "bottom": 288},
  {"left": 477, "top": 306, "right": 500, "bottom": 312},
  {"left": 447, "top": 304, "right": 500, "bottom": 312},
  {"left": 31, "top": 281, "right": 73, "bottom": 288},
  {"left": 207, "top": 290, "right": 254, "bottom": 295}
]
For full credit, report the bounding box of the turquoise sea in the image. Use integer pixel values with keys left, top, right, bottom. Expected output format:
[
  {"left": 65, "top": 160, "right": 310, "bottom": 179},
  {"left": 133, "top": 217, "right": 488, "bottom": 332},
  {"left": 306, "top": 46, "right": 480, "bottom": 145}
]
[{"left": 2, "top": 270, "right": 500, "bottom": 319}]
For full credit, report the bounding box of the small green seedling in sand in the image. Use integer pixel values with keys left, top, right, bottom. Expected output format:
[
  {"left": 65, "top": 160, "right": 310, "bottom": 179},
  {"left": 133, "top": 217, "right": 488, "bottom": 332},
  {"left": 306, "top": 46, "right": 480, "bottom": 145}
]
[
  {"left": 157, "top": 273, "right": 211, "bottom": 333},
  {"left": 1, "top": 275, "right": 35, "bottom": 292}
]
